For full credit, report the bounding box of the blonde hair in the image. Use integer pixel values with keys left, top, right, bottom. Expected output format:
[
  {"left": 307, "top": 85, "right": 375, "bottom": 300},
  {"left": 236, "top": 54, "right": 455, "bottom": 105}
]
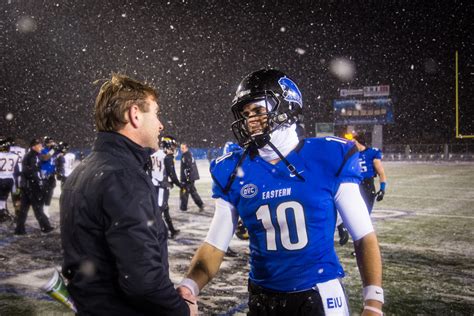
[{"left": 94, "top": 74, "right": 158, "bottom": 132}]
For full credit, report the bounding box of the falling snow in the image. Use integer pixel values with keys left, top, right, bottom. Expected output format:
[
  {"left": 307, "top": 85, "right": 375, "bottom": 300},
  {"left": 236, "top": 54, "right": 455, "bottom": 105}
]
[{"left": 0, "top": 1, "right": 472, "bottom": 147}]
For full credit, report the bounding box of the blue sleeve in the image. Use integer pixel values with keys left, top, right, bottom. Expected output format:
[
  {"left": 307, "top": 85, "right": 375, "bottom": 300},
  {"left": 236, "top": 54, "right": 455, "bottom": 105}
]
[
  {"left": 337, "top": 147, "right": 362, "bottom": 185},
  {"left": 374, "top": 148, "right": 383, "bottom": 160}
]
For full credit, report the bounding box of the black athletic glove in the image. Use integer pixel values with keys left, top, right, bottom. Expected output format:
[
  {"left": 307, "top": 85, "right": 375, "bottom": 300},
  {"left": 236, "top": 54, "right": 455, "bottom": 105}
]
[
  {"left": 235, "top": 219, "right": 249, "bottom": 240},
  {"left": 376, "top": 190, "right": 385, "bottom": 201},
  {"left": 376, "top": 182, "right": 386, "bottom": 202}
]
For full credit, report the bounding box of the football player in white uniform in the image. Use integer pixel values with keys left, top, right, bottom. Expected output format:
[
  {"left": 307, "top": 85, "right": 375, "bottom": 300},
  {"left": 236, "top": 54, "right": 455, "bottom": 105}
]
[
  {"left": 150, "top": 136, "right": 182, "bottom": 238},
  {"left": 0, "top": 137, "right": 20, "bottom": 222},
  {"left": 8, "top": 138, "right": 25, "bottom": 215},
  {"left": 55, "top": 142, "right": 76, "bottom": 188}
]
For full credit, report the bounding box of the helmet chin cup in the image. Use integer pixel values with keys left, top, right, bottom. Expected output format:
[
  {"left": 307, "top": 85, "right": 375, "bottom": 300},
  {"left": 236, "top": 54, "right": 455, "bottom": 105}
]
[
  {"left": 273, "top": 112, "right": 288, "bottom": 124},
  {"left": 250, "top": 133, "right": 271, "bottom": 148}
]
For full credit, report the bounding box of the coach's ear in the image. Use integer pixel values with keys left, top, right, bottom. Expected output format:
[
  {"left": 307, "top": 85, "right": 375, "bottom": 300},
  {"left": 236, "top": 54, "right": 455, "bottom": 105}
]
[{"left": 128, "top": 104, "right": 141, "bottom": 129}]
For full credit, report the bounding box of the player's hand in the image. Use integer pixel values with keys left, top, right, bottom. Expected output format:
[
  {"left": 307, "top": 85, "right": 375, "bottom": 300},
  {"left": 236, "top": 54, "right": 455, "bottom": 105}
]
[
  {"left": 177, "top": 286, "right": 198, "bottom": 315},
  {"left": 13, "top": 188, "right": 21, "bottom": 197},
  {"left": 235, "top": 219, "right": 249, "bottom": 240},
  {"left": 375, "top": 190, "right": 385, "bottom": 202}
]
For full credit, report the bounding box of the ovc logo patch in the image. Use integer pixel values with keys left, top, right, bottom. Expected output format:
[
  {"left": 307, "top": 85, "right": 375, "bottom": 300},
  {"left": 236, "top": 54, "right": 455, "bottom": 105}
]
[{"left": 240, "top": 183, "right": 258, "bottom": 198}]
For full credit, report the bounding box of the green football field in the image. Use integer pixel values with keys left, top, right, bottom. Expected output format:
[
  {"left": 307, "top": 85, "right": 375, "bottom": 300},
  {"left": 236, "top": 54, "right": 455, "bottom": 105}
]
[{"left": 0, "top": 161, "right": 473, "bottom": 315}]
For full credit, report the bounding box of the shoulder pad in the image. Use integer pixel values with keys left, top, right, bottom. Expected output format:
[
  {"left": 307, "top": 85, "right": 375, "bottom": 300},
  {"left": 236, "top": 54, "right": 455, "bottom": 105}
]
[{"left": 210, "top": 150, "right": 242, "bottom": 190}]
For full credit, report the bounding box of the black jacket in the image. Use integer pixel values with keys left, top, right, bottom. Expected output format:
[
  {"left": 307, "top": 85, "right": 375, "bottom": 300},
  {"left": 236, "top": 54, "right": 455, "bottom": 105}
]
[
  {"left": 20, "top": 149, "right": 42, "bottom": 190},
  {"left": 180, "top": 151, "right": 200, "bottom": 183},
  {"left": 60, "top": 132, "right": 189, "bottom": 316}
]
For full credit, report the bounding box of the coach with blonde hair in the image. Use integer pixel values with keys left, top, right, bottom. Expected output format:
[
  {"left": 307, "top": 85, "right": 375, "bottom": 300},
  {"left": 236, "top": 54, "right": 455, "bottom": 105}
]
[{"left": 60, "top": 74, "right": 197, "bottom": 315}]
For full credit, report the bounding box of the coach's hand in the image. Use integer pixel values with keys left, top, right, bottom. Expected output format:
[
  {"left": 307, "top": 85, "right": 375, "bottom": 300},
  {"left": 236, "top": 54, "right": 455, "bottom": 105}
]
[{"left": 177, "top": 286, "right": 198, "bottom": 316}]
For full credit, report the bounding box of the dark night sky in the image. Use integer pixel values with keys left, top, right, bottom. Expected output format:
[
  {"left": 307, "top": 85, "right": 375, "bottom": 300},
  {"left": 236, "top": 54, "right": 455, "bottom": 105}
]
[{"left": 1, "top": 0, "right": 472, "bottom": 148}]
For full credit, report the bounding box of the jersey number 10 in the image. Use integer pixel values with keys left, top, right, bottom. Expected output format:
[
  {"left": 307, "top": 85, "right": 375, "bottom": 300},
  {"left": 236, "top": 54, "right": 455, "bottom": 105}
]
[{"left": 256, "top": 201, "right": 308, "bottom": 251}]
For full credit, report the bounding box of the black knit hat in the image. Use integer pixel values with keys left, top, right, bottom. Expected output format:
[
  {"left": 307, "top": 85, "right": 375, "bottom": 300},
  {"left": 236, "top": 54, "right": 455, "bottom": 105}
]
[{"left": 29, "top": 138, "right": 41, "bottom": 147}]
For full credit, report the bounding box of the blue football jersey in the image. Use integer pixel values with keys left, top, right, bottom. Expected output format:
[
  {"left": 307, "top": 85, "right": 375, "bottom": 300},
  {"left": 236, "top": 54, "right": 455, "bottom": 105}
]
[
  {"left": 211, "top": 137, "right": 361, "bottom": 292},
  {"left": 358, "top": 147, "right": 382, "bottom": 179},
  {"left": 40, "top": 148, "right": 56, "bottom": 176}
]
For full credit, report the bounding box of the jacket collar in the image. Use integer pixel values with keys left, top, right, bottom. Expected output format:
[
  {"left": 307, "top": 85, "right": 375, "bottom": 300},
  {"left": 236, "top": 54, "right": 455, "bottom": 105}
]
[{"left": 93, "top": 131, "right": 154, "bottom": 171}]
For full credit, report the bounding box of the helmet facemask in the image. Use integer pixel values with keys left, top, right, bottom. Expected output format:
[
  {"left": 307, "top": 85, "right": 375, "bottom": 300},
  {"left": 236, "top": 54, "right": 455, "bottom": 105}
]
[
  {"left": 230, "top": 69, "right": 303, "bottom": 148},
  {"left": 160, "top": 136, "right": 178, "bottom": 154}
]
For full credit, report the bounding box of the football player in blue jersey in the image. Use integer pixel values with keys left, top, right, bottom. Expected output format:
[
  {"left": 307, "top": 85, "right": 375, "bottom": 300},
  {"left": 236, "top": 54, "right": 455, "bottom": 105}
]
[
  {"left": 178, "top": 69, "right": 384, "bottom": 315},
  {"left": 350, "top": 132, "right": 387, "bottom": 214}
]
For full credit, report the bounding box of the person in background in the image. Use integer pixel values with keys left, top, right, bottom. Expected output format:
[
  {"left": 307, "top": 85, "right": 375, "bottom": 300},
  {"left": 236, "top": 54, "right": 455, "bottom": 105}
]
[
  {"left": 8, "top": 138, "right": 26, "bottom": 216},
  {"left": 39, "top": 136, "right": 58, "bottom": 218},
  {"left": 179, "top": 143, "right": 204, "bottom": 212},
  {"left": 150, "top": 136, "right": 182, "bottom": 239},
  {"left": 60, "top": 73, "right": 196, "bottom": 315},
  {"left": 177, "top": 69, "right": 384, "bottom": 316},
  {"left": 14, "top": 138, "right": 54, "bottom": 235},
  {"left": 0, "top": 137, "right": 20, "bottom": 222},
  {"left": 55, "top": 142, "right": 76, "bottom": 188},
  {"left": 346, "top": 131, "right": 387, "bottom": 214}
]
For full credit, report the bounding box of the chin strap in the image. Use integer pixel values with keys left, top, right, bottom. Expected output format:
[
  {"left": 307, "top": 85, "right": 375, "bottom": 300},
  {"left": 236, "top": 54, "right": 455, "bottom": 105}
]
[
  {"left": 223, "top": 146, "right": 250, "bottom": 194},
  {"left": 266, "top": 141, "right": 305, "bottom": 181}
]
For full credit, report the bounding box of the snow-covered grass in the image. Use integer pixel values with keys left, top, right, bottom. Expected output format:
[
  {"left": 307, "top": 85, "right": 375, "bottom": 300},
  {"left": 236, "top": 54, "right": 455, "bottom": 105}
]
[{"left": 0, "top": 161, "right": 473, "bottom": 315}]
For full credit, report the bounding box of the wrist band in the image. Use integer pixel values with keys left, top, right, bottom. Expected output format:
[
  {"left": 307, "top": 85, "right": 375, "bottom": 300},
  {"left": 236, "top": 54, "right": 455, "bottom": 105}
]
[
  {"left": 380, "top": 182, "right": 386, "bottom": 191},
  {"left": 364, "top": 305, "right": 383, "bottom": 315},
  {"left": 179, "top": 278, "right": 200, "bottom": 296},
  {"left": 363, "top": 285, "right": 384, "bottom": 303}
]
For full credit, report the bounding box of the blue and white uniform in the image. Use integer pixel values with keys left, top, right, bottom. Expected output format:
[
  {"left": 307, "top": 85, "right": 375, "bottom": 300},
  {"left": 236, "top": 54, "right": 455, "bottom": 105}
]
[
  {"left": 359, "top": 147, "right": 383, "bottom": 179},
  {"left": 358, "top": 147, "right": 383, "bottom": 214},
  {"left": 210, "top": 137, "right": 361, "bottom": 291},
  {"left": 40, "top": 148, "right": 57, "bottom": 178}
]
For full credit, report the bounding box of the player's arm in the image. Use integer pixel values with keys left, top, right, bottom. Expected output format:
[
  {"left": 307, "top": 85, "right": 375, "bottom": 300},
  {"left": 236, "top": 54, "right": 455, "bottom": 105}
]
[
  {"left": 178, "top": 198, "right": 238, "bottom": 296},
  {"left": 335, "top": 183, "right": 384, "bottom": 314},
  {"left": 373, "top": 159, "right": 386, "bottom": 183},
  {"left": 373, "top": 158, "right": 386, "bottom": 201},
  {"left": 13, "top": 158, "right": 20, "bottom": 191},
  {"left": 164, "top": 156, "right": 181, "bottom": 187},
  {"left": 39, "top": 146, "right": 56, "bottom": 161}
]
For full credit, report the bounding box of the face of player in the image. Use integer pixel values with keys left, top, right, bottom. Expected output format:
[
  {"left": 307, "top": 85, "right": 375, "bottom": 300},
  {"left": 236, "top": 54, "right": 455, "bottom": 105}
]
[
  {"left": 180, "top": 144, "right": 188, "bottom": 153},
  {"left": 241, "top": 102, "right": 268, "bottom": 135},
  {"left": 140, "top": 96, "right": 164, "bottom": 150}
]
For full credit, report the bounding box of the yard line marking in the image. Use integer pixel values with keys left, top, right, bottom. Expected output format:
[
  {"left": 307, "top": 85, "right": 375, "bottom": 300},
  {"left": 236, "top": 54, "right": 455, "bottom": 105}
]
[
  {"left": 388, "top": 194, "right": 474, "bottom": 201},
  {"left": 413, "top": 212, "right": 474, "bottom": 219},
  {"left": 378, "top": 242, "right": 474, "bottom": 256},
  {"left": 393, "top": 184, "right": 474, "bottom": 192},
  {"left": 372, "top": 209, "right": 474, "bottom": 219}
]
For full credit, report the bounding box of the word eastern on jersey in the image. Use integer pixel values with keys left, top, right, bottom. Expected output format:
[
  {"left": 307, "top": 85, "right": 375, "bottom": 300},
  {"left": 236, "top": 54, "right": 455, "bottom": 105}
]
[{"left": 262, "top": 187, "right": 292, "bottom": 200}]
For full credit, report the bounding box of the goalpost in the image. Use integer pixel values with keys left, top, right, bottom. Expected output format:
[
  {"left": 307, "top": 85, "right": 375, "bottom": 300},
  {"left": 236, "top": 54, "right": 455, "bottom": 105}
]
[{"left": 455, "top": 50, "right": 474, "bottom": 139}]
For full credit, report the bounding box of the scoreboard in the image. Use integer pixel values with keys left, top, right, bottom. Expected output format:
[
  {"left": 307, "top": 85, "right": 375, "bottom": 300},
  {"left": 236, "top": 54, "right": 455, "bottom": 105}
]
[{"left": 333, "top": 85, "right": 394, "bottom": 125}]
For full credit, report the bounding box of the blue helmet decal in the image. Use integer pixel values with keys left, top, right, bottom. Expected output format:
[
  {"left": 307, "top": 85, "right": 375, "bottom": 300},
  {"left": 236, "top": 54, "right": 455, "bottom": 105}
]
[{"left": 278, "top": 76, "right": 303, "bottom": 107}]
